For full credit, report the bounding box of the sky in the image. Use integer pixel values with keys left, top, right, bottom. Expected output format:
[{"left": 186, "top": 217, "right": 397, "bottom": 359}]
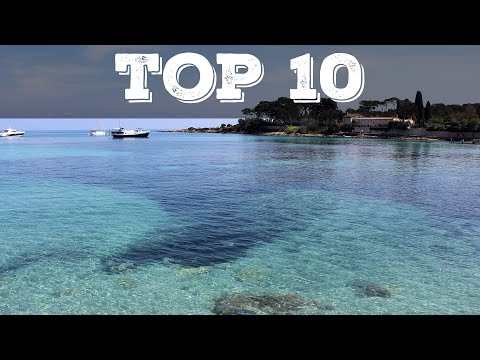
[{"left": 1, "top": 45, "right": 480, "bottom": 129}]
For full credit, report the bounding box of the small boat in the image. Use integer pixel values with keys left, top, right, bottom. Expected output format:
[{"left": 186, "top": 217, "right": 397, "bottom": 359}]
[
  {"left": 89, "top": 129, "right": 106, "bottom": 136},
  {"left": 89, "top": 119, "right": 107, "bottom": 136},
  {"left": 0, "top": 128, "right": 26, "bottom": 137},
  {"left": 111, "top": 127, "right": 150, "bottom": 138}
]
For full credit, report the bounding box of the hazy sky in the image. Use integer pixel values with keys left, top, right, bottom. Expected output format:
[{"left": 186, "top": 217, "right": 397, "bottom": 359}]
[{"left": 1, "top": 45, "right": 480, "bottom": 129}]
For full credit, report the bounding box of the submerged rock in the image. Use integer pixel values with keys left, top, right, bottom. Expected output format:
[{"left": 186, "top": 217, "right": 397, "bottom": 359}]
[
  {"left": 212, "top": 293, "right": 333, "bottom": 315},
  {"left": 349, "top": 280, "right": 392, "bottom": 298},
  {"left": 386, "top": 285, "right": 402, "bottom": 294},
  {"left": 362, "top": 284, "right": 391, "bottom": 298},
  {"left": 318, "top": 303, "right": 336, "bottom": 311},
  {"left": 101, "top": 258, "right": 136, "bottom": 274},
  {"left": 117, "top": 276, "right": 139, "bottom": 289},
  {"left": 177, "top": 266, "right": 210, "bottom": 276},
  {"left": 213, "top": 302, "right": 258, "bottom": 315},
  {"left": 233, "top": 269, "right": 264, "bottom": 282}
]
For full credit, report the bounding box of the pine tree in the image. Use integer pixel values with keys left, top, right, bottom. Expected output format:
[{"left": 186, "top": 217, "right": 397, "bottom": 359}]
[{"left": 415, "top": 91, "right": 425, "bottom": 127}]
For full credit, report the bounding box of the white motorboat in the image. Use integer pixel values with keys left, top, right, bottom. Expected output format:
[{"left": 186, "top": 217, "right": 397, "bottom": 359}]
[
  {"left": 89, "top": 120, "right": 107, "bottom": 136},
  {"left": 0, "top": 128, "right": 25, "bottom": 137},
  {"left": 89, "top": 129, "right": 106, "bottom": 136},
  {"left": 111, "top": 128, "right": 150, "bottom": 138}
]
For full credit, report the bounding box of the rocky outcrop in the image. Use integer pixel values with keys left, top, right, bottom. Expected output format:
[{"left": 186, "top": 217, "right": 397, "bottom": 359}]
[
  {"left": 101, "top": 258, "right": 136, "bottom": 274},
  {"left": 212, "top": 293, "right": 334, "bottom": 315},
  {"left": 349, "top": 280, "right": 392, "bottom": 298}
]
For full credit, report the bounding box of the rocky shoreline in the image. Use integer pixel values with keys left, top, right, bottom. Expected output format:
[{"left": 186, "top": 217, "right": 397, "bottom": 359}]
[
  {"left": 158, "top": 129, "right": 459, "bottom": 142},
  {"left": 160, "top": 129, "right": 220, "bottom": 133},
  {"left": 256, "top": 132, "right": 443, "bottom": 141}
]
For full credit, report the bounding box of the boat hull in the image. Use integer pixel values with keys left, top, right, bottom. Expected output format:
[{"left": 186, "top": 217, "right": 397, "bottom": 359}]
[
  {"left": 111, "top": 132, "right": 150, "bottom": 138},
  {"left": 0, "top": 133, "right": 25, "bottom": 137}
]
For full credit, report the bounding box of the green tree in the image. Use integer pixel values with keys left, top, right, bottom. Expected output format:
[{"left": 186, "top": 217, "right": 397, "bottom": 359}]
[
  {"left": 396, "top": 98, "right": 416, "bottom": 119},
  {"left": 241, "top": 108, "right": 254, "bottom": 119},
  {"left": 425, "top": 101, "right": 432, "bottom": 122},
  {"left": 384, "top": 97, "right": 399, "bottom": 110},
  {"left": 415, "top": 91, "right": 425, "bottom": 127},
  {"left": 465, "top": 104, "right": 477, "bottom": 118},
  {"left": 358, "top": 100, "right": 381, "bottom": 115},
  {"left": 426, "top": 117, "right": 446, "bottom": 131}
]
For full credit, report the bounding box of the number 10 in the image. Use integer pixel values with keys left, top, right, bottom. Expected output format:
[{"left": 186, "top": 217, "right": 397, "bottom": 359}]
[{"left": 290, "top": 53, "right": 365, "bottom": 103}]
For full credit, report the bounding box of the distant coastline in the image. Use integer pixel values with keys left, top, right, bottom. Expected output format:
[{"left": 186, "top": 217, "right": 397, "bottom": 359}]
[{"left": 159, "top": 92, "right": 480, "bottom": 144}]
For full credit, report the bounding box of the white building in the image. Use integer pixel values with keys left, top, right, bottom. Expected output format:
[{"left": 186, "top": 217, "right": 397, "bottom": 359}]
[{"left": 342, "top": 113, "right": 415, "bottom": 134}]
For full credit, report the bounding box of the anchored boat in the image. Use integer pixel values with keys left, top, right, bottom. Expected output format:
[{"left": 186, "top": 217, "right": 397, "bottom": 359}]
[
  {"left": 0, "top": 128, "right": 25, "bottom": 137},
  {"left": 111, "top": 127, "right": 150, "bottom": 138},
  {"left": 89, "top": 120, "right": 107, "bottom": 136},
  {"left": 89, "top": 129, "right": 106, "bottom": 136}
]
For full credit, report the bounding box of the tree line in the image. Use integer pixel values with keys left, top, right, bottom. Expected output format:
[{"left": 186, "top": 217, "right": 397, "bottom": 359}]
[
  {"left": 221, "top": 91, "right": 480, "bottom": 134},
  {"left": 230, "top": 97, "right": 344, "bottom": 134},
  {"left": 349, "top": 91, "right": 480, "bottom": 132}
]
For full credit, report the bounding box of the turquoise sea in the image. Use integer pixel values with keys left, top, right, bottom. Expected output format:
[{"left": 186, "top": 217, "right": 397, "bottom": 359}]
[{"left": 0, "top": 130, "right": 479, "bottom": 314}]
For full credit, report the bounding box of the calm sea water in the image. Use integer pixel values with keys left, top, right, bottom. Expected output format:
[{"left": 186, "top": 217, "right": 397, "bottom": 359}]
[{"left": 0, "top": 130, "right": 479, "bottom": 314}]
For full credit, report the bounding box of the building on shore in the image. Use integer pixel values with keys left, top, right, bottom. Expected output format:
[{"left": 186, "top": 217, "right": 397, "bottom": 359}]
[{"left": 342, "top": 113, "right": 415, "bottom": 134}]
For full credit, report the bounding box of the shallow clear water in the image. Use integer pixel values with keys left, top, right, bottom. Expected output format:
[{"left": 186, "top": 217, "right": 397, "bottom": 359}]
[{"left": 0, "top": 130, "right": 479, "bottom": 314}]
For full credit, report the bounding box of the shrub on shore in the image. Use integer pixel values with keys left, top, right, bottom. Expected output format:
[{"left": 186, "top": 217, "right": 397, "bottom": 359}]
[{"left": 284, "top": 125, "right": 301, "bottom": 134}]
